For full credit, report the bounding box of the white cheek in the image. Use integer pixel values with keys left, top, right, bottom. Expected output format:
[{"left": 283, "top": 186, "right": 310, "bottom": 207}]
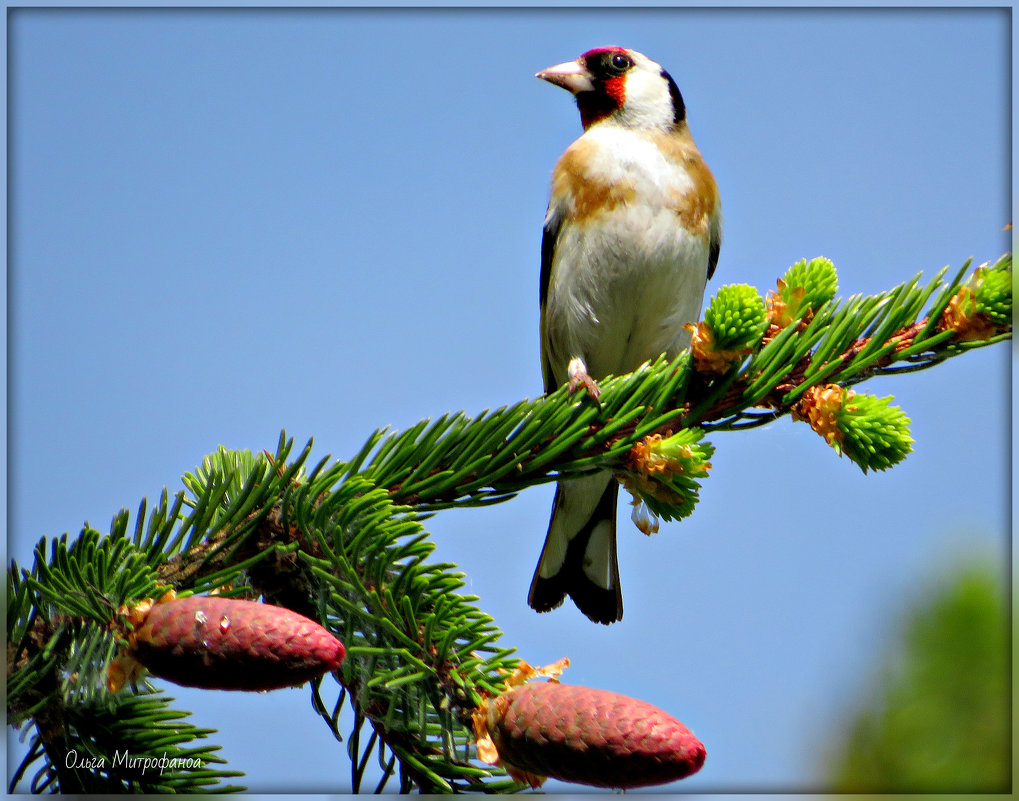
[{"left": 618, "top": 68, "right": 673, "bottom": 128}]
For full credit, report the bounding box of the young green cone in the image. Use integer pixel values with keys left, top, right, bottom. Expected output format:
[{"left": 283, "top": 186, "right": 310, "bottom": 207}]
[
  {"left": 767, "top": 256, "right": 839, "bottom": 330},
  {"left": 836, "top": 392, "right": 914, "bottom": 472},
  {"left": 940, "top": 257, "right": 1013, "bottom": 340},
  {"left": 690, "top": 284, "right": 767, "bottom": 374},
  {"left": 619, "top": 429, "right": 714, "bottom": 525},
  {"left": 793, "top": 384, "right": 912, "bottom": 473}
]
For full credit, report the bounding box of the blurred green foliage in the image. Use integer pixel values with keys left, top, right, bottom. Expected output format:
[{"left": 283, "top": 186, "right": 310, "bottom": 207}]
[{"left": 827, "top": 558, "right": 1010, "bottom": 792}]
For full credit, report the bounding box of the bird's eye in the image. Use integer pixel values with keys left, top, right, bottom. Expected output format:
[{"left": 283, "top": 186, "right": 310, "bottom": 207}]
[{"left": 611, "top": 53, "right": 632, "bottom": 71}]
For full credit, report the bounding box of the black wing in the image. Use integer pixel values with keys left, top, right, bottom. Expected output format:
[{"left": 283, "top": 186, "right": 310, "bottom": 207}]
[
  {"left": 539, "top": 204, "right": 565, "bottom": 395},
  {"left": 707, "top": 212, "right": 721, "bottom": 280}
]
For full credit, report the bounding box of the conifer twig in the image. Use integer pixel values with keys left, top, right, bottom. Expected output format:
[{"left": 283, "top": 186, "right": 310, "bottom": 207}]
[{"left": 7, "top": 253, "right": 1010, "bottom": 793}]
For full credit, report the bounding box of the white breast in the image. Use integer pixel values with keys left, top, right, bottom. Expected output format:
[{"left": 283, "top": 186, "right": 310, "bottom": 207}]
[{"left": 544, "top": 126, "right": 711, "bottom": 383}]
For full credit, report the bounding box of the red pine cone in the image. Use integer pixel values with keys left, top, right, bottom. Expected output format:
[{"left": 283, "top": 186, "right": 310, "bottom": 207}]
[
  {"left": 131, "top": 596, "right": 344, "bottom": 691},
  {"left": 485, "top": 682, "right": 705, "bottom": 789}
]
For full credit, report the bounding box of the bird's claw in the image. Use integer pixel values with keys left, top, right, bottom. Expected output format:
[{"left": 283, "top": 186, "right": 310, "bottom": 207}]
[{"left": 567, "top": 370, "right": 602, "bottom": 402}]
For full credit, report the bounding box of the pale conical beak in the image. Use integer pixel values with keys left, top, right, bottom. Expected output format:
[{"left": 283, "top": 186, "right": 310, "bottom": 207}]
[{"left": 535, "top": 59, "right": 594, "bottom": 94}]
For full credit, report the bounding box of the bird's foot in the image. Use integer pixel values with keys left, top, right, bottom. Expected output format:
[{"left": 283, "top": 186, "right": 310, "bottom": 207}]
[{"left": 566, "top": 358, "right": 602, "bottom": 402}]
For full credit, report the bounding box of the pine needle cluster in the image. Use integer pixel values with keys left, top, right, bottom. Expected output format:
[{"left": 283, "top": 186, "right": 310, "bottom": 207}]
[{"left": 7, "top": 253, "right": 1011, "bottom": 792}]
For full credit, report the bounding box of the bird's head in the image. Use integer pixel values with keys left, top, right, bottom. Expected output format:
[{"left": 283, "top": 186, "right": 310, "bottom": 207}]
[{"left": 536, "top": 47, "right": 686, "bottom": 131}]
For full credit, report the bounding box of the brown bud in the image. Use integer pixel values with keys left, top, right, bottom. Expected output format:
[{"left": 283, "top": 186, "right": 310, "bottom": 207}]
[
  {"left": 125, "top": 596, "right": 344, "bottom": 692},
  {"left": 478, "top": 682, "right": 705, "bottom": 789},
  {"left": 687, "top": 320, "right": 753, "bottom": 375},
  {"left": 939, "top": 284, "right": 1001, "bottom": 341},
  {"left": 792, "top": 383, "right": 847, "bottom": 448}
]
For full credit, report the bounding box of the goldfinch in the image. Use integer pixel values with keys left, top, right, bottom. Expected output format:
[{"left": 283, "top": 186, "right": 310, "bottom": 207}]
[{"left": 528, "top": 47, "right": 721, "bottom": 624}]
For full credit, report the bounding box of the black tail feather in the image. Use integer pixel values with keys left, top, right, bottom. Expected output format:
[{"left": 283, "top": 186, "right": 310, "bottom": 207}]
[{"left": 528, "top": 481, "right": 622, "bottom": 624}]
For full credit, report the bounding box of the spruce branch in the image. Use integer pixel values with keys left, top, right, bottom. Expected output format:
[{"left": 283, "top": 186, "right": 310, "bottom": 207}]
[
  {"left": 7, "top": 253, "right": 1010, "bottom": 792},
  {"left": 351, "top": 253, "right": 1010, "bottom": 506}
]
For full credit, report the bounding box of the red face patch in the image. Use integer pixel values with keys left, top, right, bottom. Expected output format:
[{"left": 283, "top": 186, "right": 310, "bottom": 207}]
[
  {"left": 580, "top": 46, "right": 628, "bottom": 61},
  {"left": 575, "top": 47, "right": 632, "bottom": 128},
  {"left": 602, "top": 75, "right": 626, "bottom": 108}
]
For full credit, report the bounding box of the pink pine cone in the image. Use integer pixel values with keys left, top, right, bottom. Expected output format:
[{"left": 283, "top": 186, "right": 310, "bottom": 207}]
[
  {"left": 487, "top": 682, "right": 705, "bottom": 789},
  {"left": 133, "top": 596, "right": 344, "bottom": 691}
]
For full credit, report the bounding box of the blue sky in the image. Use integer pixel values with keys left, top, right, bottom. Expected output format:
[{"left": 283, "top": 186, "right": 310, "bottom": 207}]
[{"left": 6, "top": 6, "right": 1011, "bottom": 794}]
